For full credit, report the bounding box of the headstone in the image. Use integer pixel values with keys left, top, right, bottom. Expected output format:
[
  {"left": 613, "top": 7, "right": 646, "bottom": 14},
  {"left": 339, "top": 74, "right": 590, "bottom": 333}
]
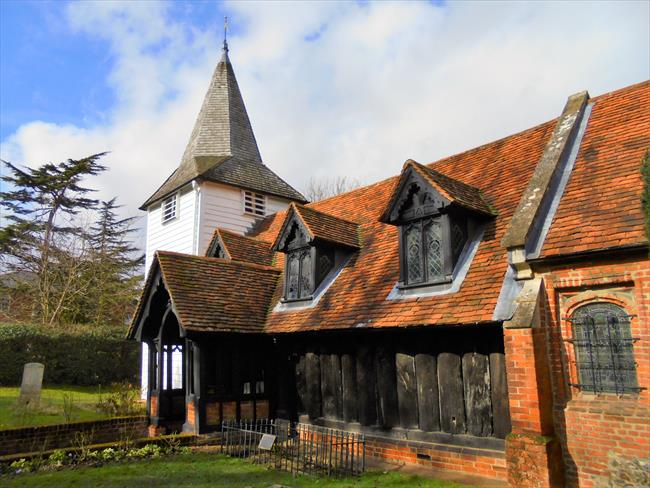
[{"left": 18, "top": 363, "right": 44, "bottom": 409}]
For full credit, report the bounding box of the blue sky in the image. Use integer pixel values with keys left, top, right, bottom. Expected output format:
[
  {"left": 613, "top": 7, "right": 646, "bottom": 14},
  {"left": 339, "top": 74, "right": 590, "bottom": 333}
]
[
  {"left": 0, "top": 1, "right": 231, "bottom": 140},
  {"left": 1, "top": 1, "right": 648, "bottom": 222}
]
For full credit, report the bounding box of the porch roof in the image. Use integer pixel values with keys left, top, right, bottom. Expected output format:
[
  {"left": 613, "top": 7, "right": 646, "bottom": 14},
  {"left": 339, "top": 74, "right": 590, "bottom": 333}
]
[{"left": 129, "top": 251, "right": 280, "bottom": 336}]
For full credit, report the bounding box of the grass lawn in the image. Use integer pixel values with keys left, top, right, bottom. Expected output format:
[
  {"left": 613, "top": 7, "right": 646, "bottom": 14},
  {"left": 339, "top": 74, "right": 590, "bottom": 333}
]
[
  {"left": 0, "top": 385, "right": 135, "bottom": 430},
  {"left": 3, "top": 452, "right": 468, "bottom": 487}
]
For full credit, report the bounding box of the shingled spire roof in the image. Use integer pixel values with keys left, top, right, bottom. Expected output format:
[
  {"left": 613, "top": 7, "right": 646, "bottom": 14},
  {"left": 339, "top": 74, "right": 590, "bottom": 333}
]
[{"left": 141, "top": 46, "right": 306, "bottom": 209}]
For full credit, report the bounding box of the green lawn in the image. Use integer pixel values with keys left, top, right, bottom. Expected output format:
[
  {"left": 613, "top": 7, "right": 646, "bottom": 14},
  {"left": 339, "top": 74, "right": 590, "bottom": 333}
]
[
  {"left": 3, "top": 452, "right": 467, "bottom": 487},
  {"left": 0, "top": 385, "right": 130, "bottom": 430}
]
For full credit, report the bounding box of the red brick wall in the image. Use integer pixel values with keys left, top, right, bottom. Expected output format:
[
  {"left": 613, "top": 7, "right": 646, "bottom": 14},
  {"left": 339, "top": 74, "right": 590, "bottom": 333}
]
[
  {"left": 539, "top": 256, "right": 650, "bottom": 487},
  {"left": 364, "top": 435, "right": 507, "bottom": 481},
  {"left": 503, "top": 307, "right": 565, "bottom": 487},
  {"left": 0, "top": 416, "right": 148, "bottom": 456},
  {"left": 186, "top": 401, "right": 196, "bottom": 429}
]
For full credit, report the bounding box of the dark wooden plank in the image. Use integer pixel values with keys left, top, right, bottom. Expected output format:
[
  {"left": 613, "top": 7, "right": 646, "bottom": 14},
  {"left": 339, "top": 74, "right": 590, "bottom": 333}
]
[
  {"left": 305, "top": 352, "right": 322, "bottom": 419},
  {"left": 294, "top": 354, "right": 307, "bottom": 415},
  {"left": 320, "top": 354, "right": 337, "bottom": 419},
  {"left": 489, "top": 351, "right": 511, "bottom": 438},
  {"left": 415, "top": 353, "right": 440, "bottom": 432},
  {"left": 341, "top": 353, "right": 358, "bottom": 422},
  {"left": 462, "top": 352, "right": 493, "bottom": 437},
  {"left": 395, "top": 353, "right": 419, "bottom": 429},
  {"left": 356, "top": 345, "right": 377, "bottom": 426},
  {"left": 437, "top": 352, "right": 466, "bottom": 434},
  {"left": 331, "top": 354, "right": 343, "bottom": 419},
  {"left": 375, "top": 346, "right": 399, "bottom": 429}
]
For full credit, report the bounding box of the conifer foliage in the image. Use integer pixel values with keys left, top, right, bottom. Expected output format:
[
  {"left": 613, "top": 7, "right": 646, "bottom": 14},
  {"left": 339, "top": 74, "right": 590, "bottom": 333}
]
[{"left": 0, "top": 154, "right": 143, "bottom": 326}]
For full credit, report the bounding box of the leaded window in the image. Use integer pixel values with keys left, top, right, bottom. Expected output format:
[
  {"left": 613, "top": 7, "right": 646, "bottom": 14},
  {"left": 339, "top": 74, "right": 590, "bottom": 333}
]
[
  {"left": 401, "top": 214, "right": 463, "bottom": 287},
  {"left": 285, "top": 247, "right": 314, "bottom": 300},
  {"left": 568, "top": 302, "right": 640, "bottom": 394}
]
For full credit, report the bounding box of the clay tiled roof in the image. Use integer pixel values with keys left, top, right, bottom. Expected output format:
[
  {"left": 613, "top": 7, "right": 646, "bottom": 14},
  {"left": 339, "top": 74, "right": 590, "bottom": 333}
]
[
  {"left": 273, "top": 203, "right": 361, "bottom": 250},
  {"left": 206, "top": 228, "right": 275, "bottom": 267},
  {"left": 155, "top": 251, "right": 280, "bottom": 333},
  {"left": 132, "top": 82, "right": 648, "bottom": 336},
  {"left": 539, "top": 81, "right": 650, "bottom": 257},
  {"left": 254, "top": 123, "right": 557, "bottom": 332},
  {"left": 380, "top": 160, "right": 495, "bottom": 221}
]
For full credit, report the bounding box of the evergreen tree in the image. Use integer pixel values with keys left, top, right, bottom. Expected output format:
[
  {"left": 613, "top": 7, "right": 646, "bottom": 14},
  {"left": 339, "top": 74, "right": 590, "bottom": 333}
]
[
  {"left": 85, "top": 198, "right": 144, "bottom": 326},
  {"left": 0, "top": 154, "right": 107, "bottom": 324}
]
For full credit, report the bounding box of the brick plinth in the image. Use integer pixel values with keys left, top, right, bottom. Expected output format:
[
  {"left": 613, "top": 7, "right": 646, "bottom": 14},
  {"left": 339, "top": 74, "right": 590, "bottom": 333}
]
[
  {"left": 148, "top": 424, "right": 166, "bottom": 437},
  {"left": 505, "top": 433, "right": 564, "bottom": 488},
  {"left": 364, "top": 435, "right": 507, "bottom": 481}
]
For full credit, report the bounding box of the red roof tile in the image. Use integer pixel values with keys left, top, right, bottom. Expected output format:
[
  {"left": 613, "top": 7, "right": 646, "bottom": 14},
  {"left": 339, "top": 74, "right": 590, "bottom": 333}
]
[
  {"left": 380, "top": 160, "right": 496, "bottom": 221},
  {"left": 254, "top": 123, "right": 557, "bottom": 333},
  {"left": 132, "top": 82, "right": 648, "bottom": 336},
  {"left": 272, "top": 203, "right": 361, "bottom": 250},
  {"left": 539, "top": 80, "right": 650, "bottom": 257},
  {"left": 206, "top": 228, "right": 275, "bottom": 266},
  {"left": 155, "top": 251, "right": 280, "bottom": 333}
]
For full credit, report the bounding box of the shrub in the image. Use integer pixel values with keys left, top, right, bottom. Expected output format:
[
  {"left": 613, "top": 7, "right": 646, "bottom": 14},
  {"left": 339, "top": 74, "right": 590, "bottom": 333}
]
[
  {"left": 0, "top": 322, "right": 139, "bottom": 386},
  {"left": 9, "top": 458, "right": 34, "bottom": 474},
  {"left": 61, "top": 393, "right": 77, "bottom": 422},
  {"left": 47, "top": 449, "right": 68, "bottom": 467},
  {"left": 96, "top": 381, "right": 144, "bottom": 416}
]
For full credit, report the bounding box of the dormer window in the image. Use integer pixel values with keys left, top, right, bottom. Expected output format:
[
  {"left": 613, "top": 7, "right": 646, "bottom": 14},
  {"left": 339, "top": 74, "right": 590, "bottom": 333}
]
[
  {"left": 273, "top": 203, "right": 359, "bottom": 304},
  {"left": 280, "top": 221, "right": 334, "bottom": 301},
  {"left": 161, "top": 193, "right": 178, "bottom": 223},
  {"left": 381, "top": 160, "right": 494, "bottom": 291}
]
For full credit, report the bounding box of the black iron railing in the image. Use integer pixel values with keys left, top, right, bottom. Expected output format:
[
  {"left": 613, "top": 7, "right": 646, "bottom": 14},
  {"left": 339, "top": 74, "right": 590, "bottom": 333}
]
[{"left": 220, "top": 419, "right": 365, "bottom": 477}]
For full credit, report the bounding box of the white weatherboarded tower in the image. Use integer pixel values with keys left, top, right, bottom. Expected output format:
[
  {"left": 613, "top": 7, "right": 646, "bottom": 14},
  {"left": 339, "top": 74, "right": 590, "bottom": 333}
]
[{"left": 140, "top": 42, "right": 306, "bottom": 395}]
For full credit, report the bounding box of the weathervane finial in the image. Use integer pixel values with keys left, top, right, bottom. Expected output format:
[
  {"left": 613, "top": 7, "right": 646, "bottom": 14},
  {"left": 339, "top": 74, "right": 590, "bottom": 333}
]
[{"left": 223, "top": 16, "right": 229, "bottom": 53}]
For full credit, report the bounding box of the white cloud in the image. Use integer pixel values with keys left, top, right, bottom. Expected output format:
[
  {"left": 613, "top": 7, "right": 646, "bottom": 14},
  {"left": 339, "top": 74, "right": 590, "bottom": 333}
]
[{"left": 1, "top": 0, "right": 648, "bottom": 229}]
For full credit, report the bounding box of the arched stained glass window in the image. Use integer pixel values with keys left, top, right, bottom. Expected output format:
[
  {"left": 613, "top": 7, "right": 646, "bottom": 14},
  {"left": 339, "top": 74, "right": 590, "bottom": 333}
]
[{"left": 570, "top": 302, "right": 640, "bottom": 394}]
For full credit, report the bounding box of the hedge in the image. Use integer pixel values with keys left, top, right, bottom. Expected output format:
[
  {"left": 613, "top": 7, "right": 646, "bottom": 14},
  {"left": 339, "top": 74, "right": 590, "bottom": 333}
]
[{"left": 0, "top": 323, "right": 140, "bottom": 386}]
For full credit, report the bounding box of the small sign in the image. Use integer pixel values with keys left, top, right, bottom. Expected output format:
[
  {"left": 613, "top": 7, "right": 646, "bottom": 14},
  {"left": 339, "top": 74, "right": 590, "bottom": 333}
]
[{"left": 258, "top": 433, "right": 276, "bottom": 451}]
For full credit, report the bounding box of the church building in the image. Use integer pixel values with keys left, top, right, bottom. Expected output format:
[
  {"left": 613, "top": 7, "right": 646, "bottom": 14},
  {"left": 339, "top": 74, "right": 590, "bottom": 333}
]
[{"left": 131, "top": 40, "right": 649, "bottom": 487}]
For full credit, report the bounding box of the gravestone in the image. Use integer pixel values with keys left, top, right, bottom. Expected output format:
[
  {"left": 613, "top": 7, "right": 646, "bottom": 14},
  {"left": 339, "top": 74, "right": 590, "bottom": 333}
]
[{"left": 18, "top": 363, "right": 44, "bottom": 409}]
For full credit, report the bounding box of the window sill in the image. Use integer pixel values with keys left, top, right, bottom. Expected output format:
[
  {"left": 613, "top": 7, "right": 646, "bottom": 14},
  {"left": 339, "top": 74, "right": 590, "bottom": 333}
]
[
  {"left": 397, "top": 277, "right": 452, "bottom": 290},
  {"left": 280, "top": 296, "right": 314, "bottom": 304}
]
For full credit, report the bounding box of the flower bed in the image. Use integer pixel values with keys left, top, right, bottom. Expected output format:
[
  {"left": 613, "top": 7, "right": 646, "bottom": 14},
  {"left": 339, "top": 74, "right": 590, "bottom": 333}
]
[{"left": 1, "top": 434, "right": 194, "bottom": 476}]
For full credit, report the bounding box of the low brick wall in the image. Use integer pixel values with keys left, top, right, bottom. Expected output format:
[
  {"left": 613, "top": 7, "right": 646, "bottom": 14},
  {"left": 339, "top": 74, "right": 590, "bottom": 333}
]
[
  {"left": 0, "top": 416, "right": 148, "bottom": 456},
  {"left": 364, "top": 434, "right": 507, "bottom": 481}
]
